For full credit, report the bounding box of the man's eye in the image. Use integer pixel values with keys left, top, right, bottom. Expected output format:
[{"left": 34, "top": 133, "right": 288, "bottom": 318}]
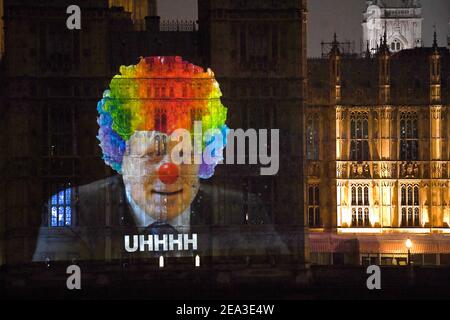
[
  {"left": 155, "top": 142, "right": 167, "bottom": 156},
  {"left": 155, "top": 137, "right": 168, "bottom": 156},
  {"left": 144, "top": 154, "right": 163, "bottom": 164},
  {"left": 145, "top": 150, "right": 157, "bottom": 157}
]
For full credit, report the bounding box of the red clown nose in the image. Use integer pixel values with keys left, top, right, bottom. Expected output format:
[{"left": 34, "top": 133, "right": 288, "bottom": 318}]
[{"left": 158, "top": 162, "right": 180, "bottom": 185}]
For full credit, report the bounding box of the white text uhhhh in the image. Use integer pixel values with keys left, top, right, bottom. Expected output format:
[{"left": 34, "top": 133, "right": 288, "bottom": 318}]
[{"left": 124, "top": 234, "right": 198, "bottom": 252}]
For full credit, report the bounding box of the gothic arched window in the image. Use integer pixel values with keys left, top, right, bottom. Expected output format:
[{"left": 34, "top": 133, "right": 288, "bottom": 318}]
[
  {"left": 350, "top": 112, "right": 369, "bottom": 161},
  {"left": 400, "top": 112, "right": 419, "bottom": 161},
  {"left": 351, "top": 184, "right": 371, "bottom": 227},
  {"left": 46, "top": 106, "right": 76, "bottom": 157},
  {"left": 308, "top": 186, "right": 320, "bottom": 228},
  {"left": 155, "top": 109, "right": 167, "bottom": 133},
  {"left": 48, "top": 182, "right": 76, "bottom": 227},
  {"left": 400, "top": 185, "right": 420, "bottom": 227},
  {"left": 306, "top": 115, "right": 319, "bottom": 160},
  {"left": 391, "top": 39, "right": 402, "bottom": 52}
]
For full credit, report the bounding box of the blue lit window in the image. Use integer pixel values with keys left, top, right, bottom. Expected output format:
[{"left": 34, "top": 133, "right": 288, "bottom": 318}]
[{"left": 49, "top": 187, "right": 73, "bottom": 227}]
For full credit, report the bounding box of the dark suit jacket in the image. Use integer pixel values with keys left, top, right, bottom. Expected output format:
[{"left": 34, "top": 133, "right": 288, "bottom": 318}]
[{"left": 33, "top": 175, "right": 288, "bottom": 262}]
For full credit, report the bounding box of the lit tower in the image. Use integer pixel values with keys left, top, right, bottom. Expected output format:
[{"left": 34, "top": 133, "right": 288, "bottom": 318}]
[
  {"left": 329, "top": 33, "right": 341, "bottom": 105},
  {"left": 429, "top": 30, "right": 444, "bottom": 227},
  {"left": 377, "top": 28, "right": 395, "bottom": 228},
  {"left": 363, "top": 0, "right": 422, "bottom": 54},
  {"left": 329, "top": 34, "right": 345, "bottom": 229},
  {"left": 378, "top": 27, "right": 391, "bottom": 105}
]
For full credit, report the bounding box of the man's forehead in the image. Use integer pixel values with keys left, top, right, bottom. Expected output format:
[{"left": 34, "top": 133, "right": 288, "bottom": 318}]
[
  {"left": 127, "top": 131, "right": 168, "bottom": 155},
  {"left": 131, "top": 131, "right": 167, "bottom": 141}
]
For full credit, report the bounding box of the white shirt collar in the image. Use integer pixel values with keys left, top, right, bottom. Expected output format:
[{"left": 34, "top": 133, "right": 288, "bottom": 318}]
[{"left": 125, "top": 187, "right": 191, "bottom": 233}]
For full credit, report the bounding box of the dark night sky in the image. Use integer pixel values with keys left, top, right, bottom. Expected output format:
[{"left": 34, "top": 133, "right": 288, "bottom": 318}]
[
  {"left": 157, "top": 0, "right": 450, "bottom": 57},
  {"left": 157, "top": 0, "right": 198, "bottom": 22}
]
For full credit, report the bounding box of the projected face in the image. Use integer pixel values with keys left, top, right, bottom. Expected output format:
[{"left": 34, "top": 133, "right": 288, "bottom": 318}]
[
  {"left": 97, "top": 57, "right": 229, "bottom": 224},
  {"left": 122, "top": 131, "right": 200, "bottom": 222}
]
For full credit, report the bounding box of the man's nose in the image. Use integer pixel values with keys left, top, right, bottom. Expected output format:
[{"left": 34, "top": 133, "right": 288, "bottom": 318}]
[{"left": 157, "top": 162, "right": 180, "bottom": 185}]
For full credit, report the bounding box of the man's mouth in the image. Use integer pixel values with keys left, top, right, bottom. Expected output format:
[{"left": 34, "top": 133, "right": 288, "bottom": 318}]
[{"left": 151, "top": 189, "right": 183, "bottom": 196}]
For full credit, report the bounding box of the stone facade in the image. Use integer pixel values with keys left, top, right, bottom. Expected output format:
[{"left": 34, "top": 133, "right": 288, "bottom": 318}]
[
  {"left": 363, "top": 0, "right": 422, "bottom": 54},
  {"left": 0, "top": 0, "right": 308, "bottom": 273},
  {"left": 198, "top": 0, "right": 308, "bottom": 263},
  {"left": 1, "top": 0, "right": 131, "bottom": 264},
  {"left": 307, "top": 33, "right": 450, "bottom": 266}
]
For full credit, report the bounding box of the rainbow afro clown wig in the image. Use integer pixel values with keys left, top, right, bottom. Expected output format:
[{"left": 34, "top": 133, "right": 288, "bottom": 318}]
[{"left": 97, "top": 56, "right": 229, "bottom": 179}]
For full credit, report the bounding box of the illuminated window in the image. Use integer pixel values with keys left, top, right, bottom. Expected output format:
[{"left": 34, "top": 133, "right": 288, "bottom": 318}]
[
  {"left": 306, "top": 116, "right": 319, "bottom": 160},
  {"left": 308, "top": 186, "right": 320, "bottom": 228},
  {"left": 400, "top": 185, "right": 420, "bottom": 227},
  {"left": 400, "top": 112, "right": 419, "bottom": 161},
  {"left": 351, "top": 184, "right": 370, "bottom": 227},
  {"left": 48, "top": 182, "right": 76, "bottom": 227},
  {"left": 350, "top": 112, "right": 369, "bottom": 161}
]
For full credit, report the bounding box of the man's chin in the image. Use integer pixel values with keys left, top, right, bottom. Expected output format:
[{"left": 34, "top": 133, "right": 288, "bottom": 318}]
[
  {"left": 146, "top": 205, "right": 190, "bottom": 222},
  {"left": 142, "top": 192, "right": 195, "bottom": 220}
]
